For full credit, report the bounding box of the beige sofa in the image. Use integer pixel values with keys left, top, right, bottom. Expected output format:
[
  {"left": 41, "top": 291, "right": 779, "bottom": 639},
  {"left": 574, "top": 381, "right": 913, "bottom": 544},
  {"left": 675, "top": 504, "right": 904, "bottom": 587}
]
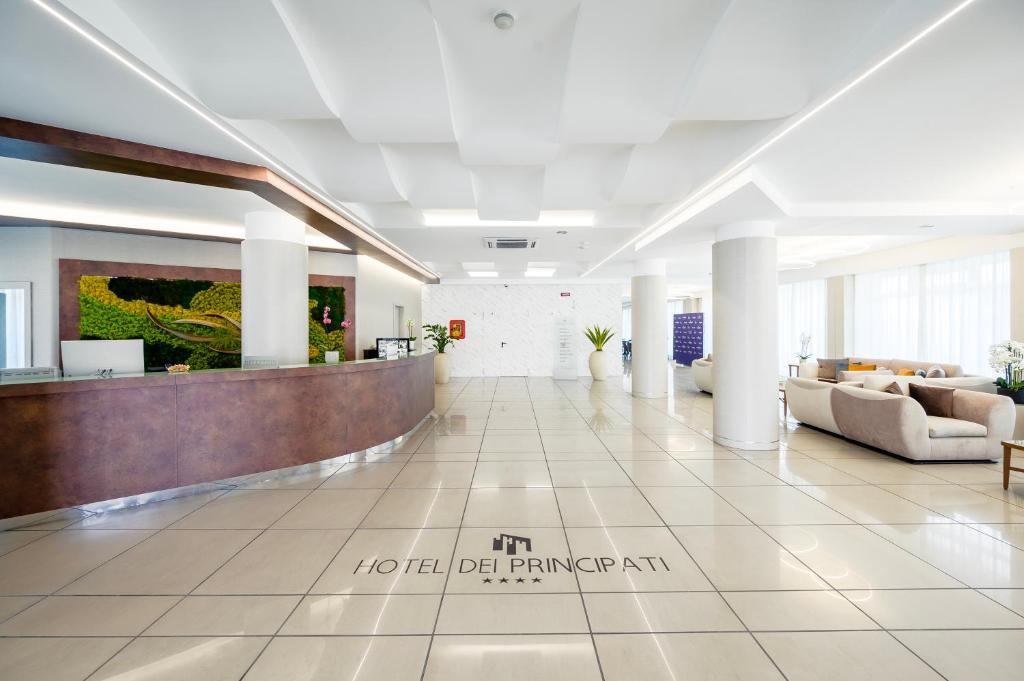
[
  {"left": 802, "top": 357, "right": 966, "bottom": 381},
  {"left": 786, "top": 376, "right": 1014, "bottom": 461},
  {"left": 692, "top": 357, "right": 713, "bottom": 394}
]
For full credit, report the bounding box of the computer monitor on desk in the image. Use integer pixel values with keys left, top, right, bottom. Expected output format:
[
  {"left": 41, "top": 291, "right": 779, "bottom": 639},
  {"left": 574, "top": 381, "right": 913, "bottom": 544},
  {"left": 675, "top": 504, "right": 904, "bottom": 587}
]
[{"left": 60, "top": 339, "right": 145, "bottom": 377}]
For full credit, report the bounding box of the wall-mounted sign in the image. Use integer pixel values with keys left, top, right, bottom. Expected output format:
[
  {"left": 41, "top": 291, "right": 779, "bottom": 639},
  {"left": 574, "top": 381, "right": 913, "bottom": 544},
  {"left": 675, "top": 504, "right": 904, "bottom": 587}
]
[
  {"left": 449, "top": 319, "right": 466, "bottom": 339},
  {"left": 553, "top": 315, "right": 576, "bottom": 380},
  {"left": 560, "top": 292, "right": 571, "bottom": 297}
]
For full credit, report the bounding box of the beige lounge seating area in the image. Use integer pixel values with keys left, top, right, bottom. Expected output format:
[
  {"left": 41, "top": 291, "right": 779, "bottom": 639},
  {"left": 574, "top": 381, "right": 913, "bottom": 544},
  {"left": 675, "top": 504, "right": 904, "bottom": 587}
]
[{"left": 786, "top": 375, "right": 1015, "bottom": 461}]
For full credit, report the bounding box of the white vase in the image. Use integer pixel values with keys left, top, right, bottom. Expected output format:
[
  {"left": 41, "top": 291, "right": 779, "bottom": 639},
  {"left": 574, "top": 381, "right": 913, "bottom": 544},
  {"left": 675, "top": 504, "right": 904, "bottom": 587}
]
[
  {"left": 434, "top": 352, "right": 451, "bottom": 384},
  {"left": 589, "top": 350, "right": 608, "bottom": 381},
  {"left": 408, "top": 340, "right": 416, "bottom": 352},
  {"left": 324, "top": 351, "right": 340, "bottom": 364}
]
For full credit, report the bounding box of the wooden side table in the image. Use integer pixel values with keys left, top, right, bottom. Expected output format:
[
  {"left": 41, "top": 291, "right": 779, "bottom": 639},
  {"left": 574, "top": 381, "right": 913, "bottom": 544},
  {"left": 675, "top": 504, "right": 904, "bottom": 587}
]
[{"left": 1002, "top": 440, "right": 1024, "bottom": 489}]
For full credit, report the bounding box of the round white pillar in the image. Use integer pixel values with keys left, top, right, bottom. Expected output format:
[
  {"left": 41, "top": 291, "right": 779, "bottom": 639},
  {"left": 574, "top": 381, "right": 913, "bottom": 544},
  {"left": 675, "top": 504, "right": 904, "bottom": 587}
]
[
  {"left": 631, "top": 259, "right": 667, "bottom": 398},
  {"left": 712, "top": 221, "right": 779, "bottom": 450},
  {"left": 241, "top": 211, "right": 309, "bottom": 365}
]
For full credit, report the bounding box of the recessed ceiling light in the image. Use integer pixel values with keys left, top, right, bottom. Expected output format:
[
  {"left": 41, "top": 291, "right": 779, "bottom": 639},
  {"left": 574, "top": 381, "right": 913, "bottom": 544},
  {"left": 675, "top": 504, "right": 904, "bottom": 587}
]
[
  {"left": 493, "top": 11, "right": 515, "bottom": 30},
  {"left": 920, "top": 224, "right": 935, "bottom": 229},
  {"left": 467, "top": 270, "right": 499, "bottom": 278},
  {"left": 423, "top": 210, "right": 594, "bottom": 227},
  {"left": 524, "top": 268, "right": 556, "bottom": 277}
]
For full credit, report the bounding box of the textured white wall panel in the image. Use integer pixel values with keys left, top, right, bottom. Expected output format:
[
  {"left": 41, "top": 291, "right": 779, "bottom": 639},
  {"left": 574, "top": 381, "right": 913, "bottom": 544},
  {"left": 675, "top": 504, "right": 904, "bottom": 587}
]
[{"left": 422, "top": 283, "right": 622, "bottom": 377}]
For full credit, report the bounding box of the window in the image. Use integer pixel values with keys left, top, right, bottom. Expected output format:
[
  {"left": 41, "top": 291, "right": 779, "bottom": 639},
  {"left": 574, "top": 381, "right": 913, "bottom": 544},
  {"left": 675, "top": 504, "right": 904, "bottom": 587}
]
[
  {"left": 0, "top": 282, "right": 31, "bottom": 369},
  {"left": 778, "top": 279, "right": 827, "bottom": 375},
  {"left": 622, "top": 305, "right": 631, "bottom": 341},
  {"left": 852, "top": 252, "right": 1009, "bottom": 375}
]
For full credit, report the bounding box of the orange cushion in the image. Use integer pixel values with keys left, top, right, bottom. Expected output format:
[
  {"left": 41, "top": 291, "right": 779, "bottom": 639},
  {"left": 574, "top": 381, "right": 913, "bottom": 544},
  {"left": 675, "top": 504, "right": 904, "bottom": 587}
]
[
  {"left": 897, "top": 368, "right": 916, "bottom": 376},
  {"left": 847, "top": 363, "right": 877, "bottom": 372}
]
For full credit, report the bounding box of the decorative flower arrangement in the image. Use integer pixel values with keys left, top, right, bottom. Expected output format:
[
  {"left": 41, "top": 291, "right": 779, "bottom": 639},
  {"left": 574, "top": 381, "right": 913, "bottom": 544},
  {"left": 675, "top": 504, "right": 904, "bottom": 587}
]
[
  {"left": 990, "top": 340, "right": 1024, "bottom": 391},
  {"left": 322, "top": 305, "right": 332, "bottom": 328},
  {"left": 340, "top": 319, "right": 352, "bottom": 331},
  {"left": 166, "top": 364, "right": 191, "bottom": 374},
  {"left": 797, "top": 332, "right": 813, "bottom": 362}
]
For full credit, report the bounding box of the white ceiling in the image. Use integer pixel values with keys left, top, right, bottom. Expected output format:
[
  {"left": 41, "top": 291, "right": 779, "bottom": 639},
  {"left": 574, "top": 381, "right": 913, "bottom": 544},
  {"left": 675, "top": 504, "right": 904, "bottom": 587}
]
[{"left": 1, "top": 0, "right": 1022, "bottom": 281}]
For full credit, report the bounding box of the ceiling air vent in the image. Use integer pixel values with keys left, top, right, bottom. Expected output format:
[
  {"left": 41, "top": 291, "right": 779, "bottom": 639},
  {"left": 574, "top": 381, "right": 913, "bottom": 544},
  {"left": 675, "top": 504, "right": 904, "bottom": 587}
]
[{"left": 484, "top": 237, "right": 537, "bottom": 249}]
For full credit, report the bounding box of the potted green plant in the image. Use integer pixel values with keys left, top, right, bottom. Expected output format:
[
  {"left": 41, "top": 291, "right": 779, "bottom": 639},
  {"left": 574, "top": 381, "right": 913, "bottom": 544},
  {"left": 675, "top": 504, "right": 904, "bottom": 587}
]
[
  {"left": 990, "top": 340, "right": 1024, "bottom": 404},
  {"left": 583, "top": 325, "right": 615, "bottom": 381},
  {"left": 423, "top": 323, "right": 458, "bottom": 384}
]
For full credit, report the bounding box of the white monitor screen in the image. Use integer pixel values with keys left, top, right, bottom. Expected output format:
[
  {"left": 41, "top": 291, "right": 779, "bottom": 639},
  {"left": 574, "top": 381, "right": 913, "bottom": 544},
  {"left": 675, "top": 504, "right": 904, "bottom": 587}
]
[{"left": 61, "top": 339, "right": 145, "bottom": 377}]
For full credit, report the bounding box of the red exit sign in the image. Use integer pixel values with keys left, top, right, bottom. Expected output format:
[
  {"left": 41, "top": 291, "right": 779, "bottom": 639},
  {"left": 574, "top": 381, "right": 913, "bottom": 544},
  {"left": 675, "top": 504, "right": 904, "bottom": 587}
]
[{"left": 560, "top": 292, "right": 571, "bottom": 297}]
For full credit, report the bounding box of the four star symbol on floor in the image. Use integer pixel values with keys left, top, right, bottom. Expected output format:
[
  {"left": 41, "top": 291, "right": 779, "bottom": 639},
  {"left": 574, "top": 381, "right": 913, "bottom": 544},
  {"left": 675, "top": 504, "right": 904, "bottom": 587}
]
[{"left": 481, "top": 576, "right": 543, "bottom": 584}]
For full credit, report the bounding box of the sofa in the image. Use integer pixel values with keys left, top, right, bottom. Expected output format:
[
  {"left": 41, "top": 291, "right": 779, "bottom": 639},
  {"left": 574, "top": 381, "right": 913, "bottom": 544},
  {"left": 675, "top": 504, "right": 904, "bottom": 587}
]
[
  {"left": 692, "top": 357, "right": 713, "bottom": 394},
  {"left": 786, "top": 375, "right": 1014, "bottom": 461},
  {"left": 802, "top": 357, "right": 966, "bottom": 382}
]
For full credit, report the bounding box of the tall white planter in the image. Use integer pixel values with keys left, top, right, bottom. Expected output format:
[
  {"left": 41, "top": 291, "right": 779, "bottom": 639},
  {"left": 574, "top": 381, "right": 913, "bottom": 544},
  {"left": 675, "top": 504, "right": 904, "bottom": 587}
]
[
  {"left": 434, "top": 353, "right": 451, "bottom": 384},
  {"left": 588, "top": 350, "right": 608, "bottom": 381}
]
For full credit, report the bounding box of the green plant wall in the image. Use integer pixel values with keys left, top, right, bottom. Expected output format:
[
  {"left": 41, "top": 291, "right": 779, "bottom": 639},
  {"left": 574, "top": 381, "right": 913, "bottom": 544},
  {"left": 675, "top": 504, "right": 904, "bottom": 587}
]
[{"left": 79, "top": 276, "right": 347, "bottom": 370}]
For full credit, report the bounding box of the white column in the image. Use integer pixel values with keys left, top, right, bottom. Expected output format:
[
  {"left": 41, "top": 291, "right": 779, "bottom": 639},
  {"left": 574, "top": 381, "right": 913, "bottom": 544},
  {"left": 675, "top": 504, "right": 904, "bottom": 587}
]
[
  {"left": 241, "top": 211, "right": 309, "bottom": 365},
  {"left": 631, "top": 259, "right": 667, "bottom": 398},
  {"left": 712, "top": 221, "right": 779, "bottom": 450}
]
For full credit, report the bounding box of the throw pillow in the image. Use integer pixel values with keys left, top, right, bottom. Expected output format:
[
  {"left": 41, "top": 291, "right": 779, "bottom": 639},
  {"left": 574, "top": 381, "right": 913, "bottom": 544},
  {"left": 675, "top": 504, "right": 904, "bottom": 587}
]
[
  {"left": 908, "top": 383, "right": 955, "bottom": 418},
  {"left": 915, "top": 369, "right": 927, "bottom": 377},
  {"left": 847, "top": 363, "right": 877, "bottom": 372},
  {"left": 816, "top": 358, "right": 841, "bottom": 381},
  {"left": 897, "top": 368, "right": 916, "bottom": 376},
  {"left": 926, "top": 365, "right": 947, "bottom": 378},
  {"left": 882, "top": 382, "right": 904, "bottom": 395}
]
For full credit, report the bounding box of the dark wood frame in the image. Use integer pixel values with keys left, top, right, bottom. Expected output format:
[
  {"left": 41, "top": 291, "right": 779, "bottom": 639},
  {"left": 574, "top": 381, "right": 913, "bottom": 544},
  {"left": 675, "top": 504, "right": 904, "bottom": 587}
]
[
  {"left": 0, "top": 117, "right": 438, "bottom": 283},
  {"left": 60, "top": 259, "right": 357, "bottom": 361}
]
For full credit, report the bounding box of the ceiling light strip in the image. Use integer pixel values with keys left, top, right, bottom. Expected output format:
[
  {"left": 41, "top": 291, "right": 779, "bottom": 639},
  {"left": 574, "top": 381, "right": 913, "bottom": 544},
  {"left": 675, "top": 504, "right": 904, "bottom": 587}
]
[
  {"left": 581, "top": 0, "right": 979, "bottom": 277},
  {"left": 28, "top": 0, "right": 437, "bottom": 280}
]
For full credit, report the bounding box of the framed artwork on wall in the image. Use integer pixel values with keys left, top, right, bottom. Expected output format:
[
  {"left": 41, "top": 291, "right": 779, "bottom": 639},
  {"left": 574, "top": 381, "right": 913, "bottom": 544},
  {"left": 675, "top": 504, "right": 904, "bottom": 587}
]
[{"left": 450, "top": 319, "right": 466, "bottom": 339}]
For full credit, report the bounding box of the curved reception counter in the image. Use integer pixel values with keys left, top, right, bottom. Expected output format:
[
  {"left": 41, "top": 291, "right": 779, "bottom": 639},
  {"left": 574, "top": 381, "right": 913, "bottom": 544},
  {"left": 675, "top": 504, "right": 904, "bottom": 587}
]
[{"left": 0, "top": 352, "right": 435, "bottom": 519}]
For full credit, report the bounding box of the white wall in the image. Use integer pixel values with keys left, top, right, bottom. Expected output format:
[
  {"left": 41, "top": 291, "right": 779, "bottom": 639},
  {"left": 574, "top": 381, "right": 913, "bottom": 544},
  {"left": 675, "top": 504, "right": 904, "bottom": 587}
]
[
  {"left": 422, "top": 282, "right": 622, "bottom": 377},
  {"left": 354, "top": 254, "right": 422, "bottom": 355},
  {"left": 0, "top": 226, "right": 376, "bottom": 367}
]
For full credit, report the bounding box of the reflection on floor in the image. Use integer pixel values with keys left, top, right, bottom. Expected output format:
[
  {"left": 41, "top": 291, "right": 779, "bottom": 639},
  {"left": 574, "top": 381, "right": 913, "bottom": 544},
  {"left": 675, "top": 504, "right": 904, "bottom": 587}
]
[{"left": 2, "top": 367, "right": 1024, "bottom": 680}]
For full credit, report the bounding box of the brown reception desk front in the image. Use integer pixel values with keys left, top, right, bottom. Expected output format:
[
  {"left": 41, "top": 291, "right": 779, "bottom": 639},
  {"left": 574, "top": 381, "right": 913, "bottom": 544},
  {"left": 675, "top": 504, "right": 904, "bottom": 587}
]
[{"left": 0, "top": 352, "right": 435, "bottom": 519}]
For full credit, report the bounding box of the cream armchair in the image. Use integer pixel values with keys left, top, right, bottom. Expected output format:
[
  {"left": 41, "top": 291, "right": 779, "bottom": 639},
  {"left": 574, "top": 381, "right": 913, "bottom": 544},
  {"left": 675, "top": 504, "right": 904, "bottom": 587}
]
[{"left": 692, "top": 358, "right": 713, "bottom": 394}]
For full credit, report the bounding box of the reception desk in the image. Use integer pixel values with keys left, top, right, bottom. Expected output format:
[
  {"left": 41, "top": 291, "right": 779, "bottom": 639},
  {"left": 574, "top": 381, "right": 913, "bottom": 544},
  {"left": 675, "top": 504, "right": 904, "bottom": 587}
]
[{"left": 0, "top": 352, "right": 435, "bottom": 519}]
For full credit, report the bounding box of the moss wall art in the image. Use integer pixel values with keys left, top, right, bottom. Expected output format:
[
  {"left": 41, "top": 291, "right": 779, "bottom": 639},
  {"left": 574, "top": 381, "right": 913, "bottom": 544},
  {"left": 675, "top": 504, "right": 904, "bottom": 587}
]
[{"left": 78, "top": 276, "right": 348, "bottom": 370}]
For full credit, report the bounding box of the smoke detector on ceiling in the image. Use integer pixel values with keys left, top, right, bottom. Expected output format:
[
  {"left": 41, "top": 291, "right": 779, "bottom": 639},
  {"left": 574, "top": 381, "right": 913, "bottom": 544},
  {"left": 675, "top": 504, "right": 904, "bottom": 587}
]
[
  {"left": 493, "top": 11, "right": 515, "bottom": 30},
  {"left": 484, "top": 237, "right": 537, "bottom": 249}
]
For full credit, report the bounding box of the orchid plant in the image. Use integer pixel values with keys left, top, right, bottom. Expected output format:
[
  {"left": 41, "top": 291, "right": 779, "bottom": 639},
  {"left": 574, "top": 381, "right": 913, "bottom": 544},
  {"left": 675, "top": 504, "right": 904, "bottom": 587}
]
[
  {"left": 989, "top": 340, "right": 1024, "bottom": 390},
  {"left": 322, "top": 305, "right": 332, "bottom": 328},
  {"left": 797, "top": 332, "right": 813, "bottom": 361}
]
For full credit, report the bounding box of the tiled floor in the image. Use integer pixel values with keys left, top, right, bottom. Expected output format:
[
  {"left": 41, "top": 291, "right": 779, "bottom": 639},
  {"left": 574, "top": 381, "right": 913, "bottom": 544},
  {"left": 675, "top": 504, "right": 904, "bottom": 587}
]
[{"left": 2, "top": 367, "right": 1024, "bottom": 680}]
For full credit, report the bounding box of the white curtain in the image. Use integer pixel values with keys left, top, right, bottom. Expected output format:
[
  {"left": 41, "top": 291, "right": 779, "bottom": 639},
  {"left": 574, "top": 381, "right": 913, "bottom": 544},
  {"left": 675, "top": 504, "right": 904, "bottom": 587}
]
[
  {"left": 853, "top": 252, "right": 1009, "bottom": 375},
  {"left": 778, "top": 279, "right": 827, "bottom": 375},
  {"left": 3, "top": 287, "right": 28, "bottom": 369},
  {"left": 852, "top": 265, "right": 921, "bottom": 361}
]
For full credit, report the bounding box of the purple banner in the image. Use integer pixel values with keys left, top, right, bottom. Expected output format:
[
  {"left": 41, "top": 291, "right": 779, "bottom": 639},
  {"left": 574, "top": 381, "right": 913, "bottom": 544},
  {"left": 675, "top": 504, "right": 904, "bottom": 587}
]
[{"left": 673, "top": 312, "right": 703, "bottom": 366}]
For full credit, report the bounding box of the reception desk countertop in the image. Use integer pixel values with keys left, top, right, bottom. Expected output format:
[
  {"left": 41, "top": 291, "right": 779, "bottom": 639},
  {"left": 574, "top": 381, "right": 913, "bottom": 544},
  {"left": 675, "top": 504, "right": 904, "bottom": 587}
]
[{"left": 0, "top": 351, "right": 436, "bottom": 519}]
